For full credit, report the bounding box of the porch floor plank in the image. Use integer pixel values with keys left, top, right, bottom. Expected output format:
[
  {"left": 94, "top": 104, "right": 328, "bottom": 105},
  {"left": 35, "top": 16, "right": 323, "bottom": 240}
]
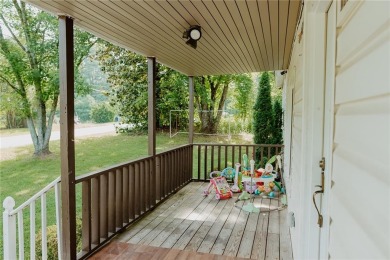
[
  {"left": 116, "top": 182, "right": 203, "bottom": 243},
  {"left": 100, "top": 182, "right": 293, "bottom": 259},
  {"left": 183, "top": 198, "right": 228, "bottom": 252}
]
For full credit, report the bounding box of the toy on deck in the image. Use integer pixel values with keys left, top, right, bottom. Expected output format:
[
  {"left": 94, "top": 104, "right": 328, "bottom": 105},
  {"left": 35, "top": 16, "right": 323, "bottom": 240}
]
[
  {"left": 203, "top": 171, "right": 233, "bottom": 200},
  {"left": 241, "top": 154, "right": 251, "bottom": 176},
  {"left": 242, "top": 159, "right": 257, "bottom": 194},
  {"left": 221, "top": 167, "right": 235, "bottom": 180},
  {"left": 230, "top": 163, "right": 243, "bottom": 193}
]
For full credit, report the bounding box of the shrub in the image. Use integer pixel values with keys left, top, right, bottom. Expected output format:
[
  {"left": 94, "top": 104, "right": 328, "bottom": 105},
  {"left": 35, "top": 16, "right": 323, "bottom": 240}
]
[
  {"left": 35, "top": 218, "right": 82, "bottom": 259},
  {"left": 90, "top": 103, "right": 115, "bottom": 123}
]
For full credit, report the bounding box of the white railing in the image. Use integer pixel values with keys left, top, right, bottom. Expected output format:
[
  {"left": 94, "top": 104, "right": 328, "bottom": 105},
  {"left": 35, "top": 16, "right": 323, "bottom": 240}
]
[{"left": 3, "top": 177, "right": 62, "bottom": 260}]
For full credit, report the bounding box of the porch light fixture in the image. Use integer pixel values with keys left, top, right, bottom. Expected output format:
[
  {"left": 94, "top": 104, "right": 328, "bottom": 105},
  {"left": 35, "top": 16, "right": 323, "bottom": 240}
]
[{"left": 183, "top": 25, "right": 202, "bottom": 49}]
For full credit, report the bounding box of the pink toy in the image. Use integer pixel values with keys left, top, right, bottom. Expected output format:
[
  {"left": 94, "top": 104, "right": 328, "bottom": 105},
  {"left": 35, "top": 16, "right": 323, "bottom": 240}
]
[{"left": 203, "top": 171, "right": 233, "bottom": 200}]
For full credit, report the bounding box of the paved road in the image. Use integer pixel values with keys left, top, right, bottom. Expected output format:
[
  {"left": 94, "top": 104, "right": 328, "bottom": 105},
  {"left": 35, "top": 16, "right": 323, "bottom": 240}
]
[{"left": 0, "top": 124, "right": 116, "bottom": 149}]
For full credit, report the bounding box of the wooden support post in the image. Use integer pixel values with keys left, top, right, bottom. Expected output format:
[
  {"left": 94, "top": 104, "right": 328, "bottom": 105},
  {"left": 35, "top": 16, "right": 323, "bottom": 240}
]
[
  {"left": 148, "top": 57, "right": 156, "bottom": 156},
  {"left": 188, "top": 76, "right": 194, "bottom": 144},
  {"left": 148, "top": 57, "right": 157, "bottom": 206},
  {"left": 59, "top": 16, "right": 77, "bottom": 260}
]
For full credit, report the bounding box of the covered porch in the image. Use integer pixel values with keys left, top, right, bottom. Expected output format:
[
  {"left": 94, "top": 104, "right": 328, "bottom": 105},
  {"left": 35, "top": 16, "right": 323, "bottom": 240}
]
[
  {"left": 4, "top": 0, "right": 387, "bottom": 259},
  {"left": 3, "top": 0, "right": 301, "bottom": 259}
]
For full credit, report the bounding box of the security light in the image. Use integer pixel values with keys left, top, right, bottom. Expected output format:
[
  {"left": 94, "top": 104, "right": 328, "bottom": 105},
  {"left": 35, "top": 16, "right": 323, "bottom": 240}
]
[{"left": 183, "top": 25, "right": 202, "bottom": 49}]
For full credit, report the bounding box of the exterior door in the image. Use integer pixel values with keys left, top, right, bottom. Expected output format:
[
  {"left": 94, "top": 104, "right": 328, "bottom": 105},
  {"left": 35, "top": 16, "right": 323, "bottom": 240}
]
[{"left": 318, "top": 1, "right": 336, "bottom": 258}]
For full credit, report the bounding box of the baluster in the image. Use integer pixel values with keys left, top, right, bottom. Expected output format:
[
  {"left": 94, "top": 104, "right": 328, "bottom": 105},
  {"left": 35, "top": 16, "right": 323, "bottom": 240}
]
[
  {"left": 197, "top": 145, "right": 201, "bottom": 180},
  {"left": 144, "top": 161, "right": 150, "bottom": 211},
  {"left": 224, "top": 145, "right": 228, "bottom": 169},
  {"left": 30, "top": 201, "right": 36, "bottom": 260},
  {"left": 17, "top": 210, "right": 24, "bottom": 259},
  {"left": 217, "top": 145, "right": 221, "bottom": 171},
  {"left": 165, "top": 154, "right": 169, "bottom": 196},
  {"left": 115, "top": 168, "right": 123, "bottom": 228},
  {"left": 232, "top": 146, "right": 235, "bottom": 167},
  {"left": 41, "top": 193, "right": 47, "bottom": 259},
  {"left": 54, "top": 183, "right": 62, "bottom": 259},
  {"left": 160, "top": 155, "right": 165, "bottom": 199},
  {"left": 260, "top": 146, "right": 264, "bottom": 166},
  {"left": 122, "top": 166, "right": 129, "bottom": 224},
  {"left": 211, "top": 146, "right": 215, "bottom": 171},
  {"left": 82, "top": 180, "right": 91, "bottom": 252},
  {"left": 99, "top": 173, "right": 108, "bottom": 238},
  {"left": 150, "top": 158, "right": 156, "bottom": 207},
  {"left": 91, "top": 177, "right": 100, "bottom": 245},
  {"left": 129, "top": 165, "right": 135, "bottom": 221},
  {"left": 204, "top": 145, "right": 208, "bottom": 181},
  {"left": 140, "top": 161, "right": 145, "bottom": 213},
  {"left": 156, "top": 156, "right": 161, "bottom": 201},
  {"left": 238, "top": 146, "right": 242, "bottom": 167},
  {"left": 108, "top": 171, "right": 115, "bottom": 234},
  {"left": 134, "top": 163, "right": 140, "bottom": 217}
]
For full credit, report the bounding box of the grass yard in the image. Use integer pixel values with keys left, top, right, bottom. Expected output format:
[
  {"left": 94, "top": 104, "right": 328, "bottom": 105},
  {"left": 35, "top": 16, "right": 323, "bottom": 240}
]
[{"left": 0, "top": 132, "right": 252, "bottom": 258}]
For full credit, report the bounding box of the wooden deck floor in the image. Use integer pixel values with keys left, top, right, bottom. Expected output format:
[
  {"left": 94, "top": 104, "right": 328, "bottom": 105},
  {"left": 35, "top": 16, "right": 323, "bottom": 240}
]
[{"left": 91, "top": 182, "right": 293, "bottom": 259}]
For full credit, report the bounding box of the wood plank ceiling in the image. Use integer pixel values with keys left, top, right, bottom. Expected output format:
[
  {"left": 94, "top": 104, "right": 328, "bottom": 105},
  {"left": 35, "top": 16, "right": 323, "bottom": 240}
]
[{"left": 26, "top": 0, "right": 301, "bottom": 76}]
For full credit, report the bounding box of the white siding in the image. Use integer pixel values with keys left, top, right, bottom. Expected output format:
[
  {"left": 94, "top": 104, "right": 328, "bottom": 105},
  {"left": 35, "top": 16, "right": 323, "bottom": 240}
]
[{"left": 329, "top": 1, "right": 390, "bottom": 259}]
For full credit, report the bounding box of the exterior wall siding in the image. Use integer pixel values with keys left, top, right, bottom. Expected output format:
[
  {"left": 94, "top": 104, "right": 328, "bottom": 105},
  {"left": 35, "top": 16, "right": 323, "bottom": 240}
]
[
  {"left": 283, "top": 0, "right": 389, "bottom": 258},
  {"left": 329, "top": 1, "right": 390, "bottom": 258}
]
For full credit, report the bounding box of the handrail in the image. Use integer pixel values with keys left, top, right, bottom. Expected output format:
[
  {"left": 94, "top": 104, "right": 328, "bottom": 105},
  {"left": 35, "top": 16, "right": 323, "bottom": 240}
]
[
  {"left": 75, "top": 155, "right": 152, "bottom": 183},
  {"left": 10, "top": 176, "right": 61, "bottom": 215},
  {"left": 193, "top": 143, "right": 283, "bottom": 147},
  {"left": 75, "top": 144, "right": 193, "bottom": 183}
]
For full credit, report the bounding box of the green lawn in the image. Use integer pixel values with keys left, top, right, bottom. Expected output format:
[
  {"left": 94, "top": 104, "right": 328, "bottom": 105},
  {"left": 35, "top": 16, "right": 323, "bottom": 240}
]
[{"left": 0, "top": 132, "right": 252, "bottom": 258}]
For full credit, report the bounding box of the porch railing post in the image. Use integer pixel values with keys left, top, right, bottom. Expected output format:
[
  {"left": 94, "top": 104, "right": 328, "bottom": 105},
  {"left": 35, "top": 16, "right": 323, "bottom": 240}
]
[
  {"left": 3, "top": 197, "right": 16, "bottom": 260},
  {"left": 59, "top": 15, "right": 77, "bottom": 259},
  {"left": 148, "top": 57, "right": 157, "bottom": 206},
  {"left": 188, "top": 76, "right": 194, "bottom": 144}
]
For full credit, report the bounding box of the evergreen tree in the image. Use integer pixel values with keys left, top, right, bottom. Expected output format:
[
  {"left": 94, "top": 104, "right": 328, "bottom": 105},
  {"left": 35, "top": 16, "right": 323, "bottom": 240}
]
[
  {"left": 253, "top": 72, "right": 273, "bottom": 144},
  {"left": 272, "top": 99, "right": 283, "bottom": 144}
]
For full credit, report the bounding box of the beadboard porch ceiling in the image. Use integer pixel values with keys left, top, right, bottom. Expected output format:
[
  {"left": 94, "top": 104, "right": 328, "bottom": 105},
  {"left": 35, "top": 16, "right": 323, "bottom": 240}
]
[{"left": 25, "top": 0, "right": 301, "bottom": 76}]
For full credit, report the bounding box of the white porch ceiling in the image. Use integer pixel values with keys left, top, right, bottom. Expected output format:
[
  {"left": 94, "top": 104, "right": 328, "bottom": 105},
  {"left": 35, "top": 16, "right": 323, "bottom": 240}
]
[{"left": 26, "top": 0, "right": 301, "bottom": 76}]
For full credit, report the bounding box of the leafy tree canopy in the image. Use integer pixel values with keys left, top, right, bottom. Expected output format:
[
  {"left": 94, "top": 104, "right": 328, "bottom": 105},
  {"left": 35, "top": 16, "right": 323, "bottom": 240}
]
[
  {"left": 0, "top": 0, "right": 98, "bottom": 155},
  {"left": 195, "top": 74, "right": 252, "bottom": 134},
  {"left": 95, "top": 42, "right": 188, "bottom": 130}
]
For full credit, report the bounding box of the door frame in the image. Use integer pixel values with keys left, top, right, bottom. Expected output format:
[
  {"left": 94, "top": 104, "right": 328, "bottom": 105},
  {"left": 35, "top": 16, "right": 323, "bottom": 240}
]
[
  {"left": 319, "top": 2, "right": 337, "bottom": 259},
  {"left": 298, "top": 0, "right": 333, "bottom": 259}
]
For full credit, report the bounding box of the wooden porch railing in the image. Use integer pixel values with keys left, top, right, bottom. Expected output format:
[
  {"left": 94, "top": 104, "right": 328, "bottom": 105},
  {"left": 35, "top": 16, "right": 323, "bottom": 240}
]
[
  {"left": 2, "top": 143, "right": 283, "bottom": 259},
  {"left": 76, "top": 144, "right": 193, "bottom": 259},
  {"left": 192, "top": 144, "right": 283, "bottom": 181}
]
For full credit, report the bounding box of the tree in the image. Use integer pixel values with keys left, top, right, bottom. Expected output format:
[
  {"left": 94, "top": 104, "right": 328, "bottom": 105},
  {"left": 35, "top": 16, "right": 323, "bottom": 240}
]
[
  {"left": 272, "top": 99, "right": 283, "bottom": 144},
  {"left": 0, "top": 0, "right": 98, "bottom": 155},
  {"left": 90, "top": 102, "right": 114, "bottom": 123},
  {"left": 95, "top": 42, "right": 188, "bottom": 130},
  {"left": 195, "top": 74, "right": 252, "bottom": 134},
  {"left": 232, "top": 74, "right": 254, "bottom": 132},
  {"left": 253, "top": 72, "right": 273, "bottom": 144}
]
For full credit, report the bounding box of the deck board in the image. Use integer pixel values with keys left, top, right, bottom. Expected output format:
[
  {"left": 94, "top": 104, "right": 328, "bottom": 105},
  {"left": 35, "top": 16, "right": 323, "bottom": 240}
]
[
  {"left": 116, "top": 182, "right": 203, "bottom": 242},
  {"left": 109, "top": 182, "right": 293, "bottom": 259}
]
